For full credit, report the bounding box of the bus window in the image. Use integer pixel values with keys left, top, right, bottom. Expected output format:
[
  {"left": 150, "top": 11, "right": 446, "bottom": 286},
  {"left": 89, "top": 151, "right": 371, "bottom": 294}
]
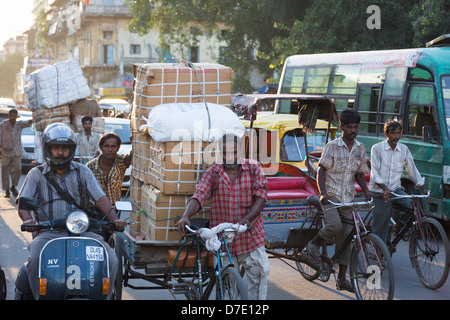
[
  {"left": 384, "top": 67, "right": 407, "bottom": 97},
  {"left": 359, "top": 67, "right": 386, "bottom": 84},
  {"left": 406, "top": 85, "right": 438, "bottom": 140},
  {"left": 409, "top": 67, "right": 434, "bottom": 82},
  {"left": 379, "top": 100, "right": 401, "bottom": 132},
  {"left": 356, "top": 85, "right": 380, "bottom": 134},
  {"left": 280, "top": 67, "right": 306, "bottom": 94},
  {"left": 305, "top": 67, "right": 331, "bottom": 94},
  {"left": 331, "top": 65, "right": 360, "bottom": 95},
  {"left": 440, "top": 76, "right": 450, "bottom": 139}
]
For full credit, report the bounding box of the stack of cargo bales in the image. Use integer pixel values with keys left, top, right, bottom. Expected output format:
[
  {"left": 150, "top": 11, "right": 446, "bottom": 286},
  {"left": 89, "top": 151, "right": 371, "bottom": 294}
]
[
  {"left": 129, "top": 62, "right": 241, "bottom": 241},
  {"left": 70, "top": 98, "right": 105, "bottom": 134},
  {"left": 25, "top": 59, "right": 91, "bottom": 111},
  {"left": 131, "top": 63, "right": 234, "bottom": 133},
  {"left": 32, "top": 105, "right": 71, "bottom": 132},
  {"left": 24, "top": 59, "right": 95, "bottom": 163}
]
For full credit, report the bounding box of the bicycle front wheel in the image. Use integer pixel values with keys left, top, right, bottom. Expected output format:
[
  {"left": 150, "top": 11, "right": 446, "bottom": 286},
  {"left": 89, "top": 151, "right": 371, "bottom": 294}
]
[
  {"left": 350, "top": 233, "right": 395, "bottom": 300},
  {"left": 219, "top": 266, "right": 248, "bottom": 300},
  {"left": 409, "top": 217, "right": 450, "bottom": 289}
]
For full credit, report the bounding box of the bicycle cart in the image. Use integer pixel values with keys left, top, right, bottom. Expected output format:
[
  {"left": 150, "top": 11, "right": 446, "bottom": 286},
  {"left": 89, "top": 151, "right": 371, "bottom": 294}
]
[
  {"left": 110, "top": 218, "right": 248, "bottom": 300},
  {"left": 264, "top": 195, "right": 395, "bottom": 300}
]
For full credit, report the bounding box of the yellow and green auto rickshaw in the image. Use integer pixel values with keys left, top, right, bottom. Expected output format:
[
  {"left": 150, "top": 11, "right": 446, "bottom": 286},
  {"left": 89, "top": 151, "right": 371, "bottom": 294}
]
[{"left": 232, "top": 93, "right": 338, "bottom": 177}]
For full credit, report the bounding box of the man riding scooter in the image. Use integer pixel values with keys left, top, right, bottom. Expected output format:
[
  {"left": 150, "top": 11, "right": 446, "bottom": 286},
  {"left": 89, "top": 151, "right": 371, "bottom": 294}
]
[{"left": 16, "top": 123, "right": 127, "bottom": 299}]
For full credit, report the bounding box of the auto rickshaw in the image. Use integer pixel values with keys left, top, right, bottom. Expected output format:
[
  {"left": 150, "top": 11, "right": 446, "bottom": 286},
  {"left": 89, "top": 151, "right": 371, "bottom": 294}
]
[{"left": 232, "top": 93, "right": 338, "bottom": 177}]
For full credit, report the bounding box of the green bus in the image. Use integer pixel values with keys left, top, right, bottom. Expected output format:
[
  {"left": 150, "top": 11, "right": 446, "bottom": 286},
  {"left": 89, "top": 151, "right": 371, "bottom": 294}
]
[{"left": 275, "top": 34, "right": 450, "bottom": 221}]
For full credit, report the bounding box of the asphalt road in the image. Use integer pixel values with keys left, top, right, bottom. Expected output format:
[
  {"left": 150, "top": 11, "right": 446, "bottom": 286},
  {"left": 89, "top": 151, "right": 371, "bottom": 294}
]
[{"left": 1, "top": 173, "right": 449, "bottom": 301}]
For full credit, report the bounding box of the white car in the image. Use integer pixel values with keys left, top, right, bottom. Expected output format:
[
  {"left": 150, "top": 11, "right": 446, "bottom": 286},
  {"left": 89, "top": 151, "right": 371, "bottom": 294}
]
[
  {"left": 0, "top": 97, "right": 16, "bottom": 108},
  {"left": 21, "top": 124, "right": 39, "bottom": 172}
]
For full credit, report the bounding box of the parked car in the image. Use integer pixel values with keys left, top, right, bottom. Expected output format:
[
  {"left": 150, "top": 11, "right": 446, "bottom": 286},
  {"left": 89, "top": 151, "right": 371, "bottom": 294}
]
[
  {"left": 21, "top": 124, "right": 39, "bottom": 172},
  {"left": 0, "top": 98, "right": 16, "bottom": 108}
]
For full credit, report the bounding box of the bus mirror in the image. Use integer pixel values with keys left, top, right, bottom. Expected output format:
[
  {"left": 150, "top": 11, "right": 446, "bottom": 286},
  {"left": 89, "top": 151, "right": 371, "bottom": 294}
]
[{"left": 422, "top": 125, "right": 432, "bottom": 142}]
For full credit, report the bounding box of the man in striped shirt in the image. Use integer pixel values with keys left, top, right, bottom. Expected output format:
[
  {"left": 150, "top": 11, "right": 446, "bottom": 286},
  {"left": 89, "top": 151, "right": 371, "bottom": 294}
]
[{"left": 177, "top": 133, "right": 269, "bottom": 300}]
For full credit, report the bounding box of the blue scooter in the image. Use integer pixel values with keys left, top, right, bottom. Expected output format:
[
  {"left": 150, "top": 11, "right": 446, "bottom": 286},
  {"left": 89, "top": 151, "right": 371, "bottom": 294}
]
[{"left": 15, "top": 197, "right": 130, "bottom": 300}]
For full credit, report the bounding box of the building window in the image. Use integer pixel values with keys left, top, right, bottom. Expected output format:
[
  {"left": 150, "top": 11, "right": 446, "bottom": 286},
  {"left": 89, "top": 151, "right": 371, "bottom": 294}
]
[
  {"left": 102, "top": 44, "right": 114, "bottom": 64},
  {"left": 130, "top": 44, "right": 141, "bottom": 55},
  {"left": 103, "top": 31, "right": 113, "bottom": 39},
  {"left": 190, "top": 46, "right": 199, "bottom": 63},
  {"left": 103, "top": 0, "right": 115, "bottom": 5}
]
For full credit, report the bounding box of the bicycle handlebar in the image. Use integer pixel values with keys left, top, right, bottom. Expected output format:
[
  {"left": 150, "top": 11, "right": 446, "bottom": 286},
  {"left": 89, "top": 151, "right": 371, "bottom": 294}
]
[
  {"left": 390, "top": 191, "right": 430, "bottom": 199},
  {"left": 328, "top": 198, "right": 373, "bottom": 207},
  {"left": 185, "top": 223, "right": 247, "bottom": 235}
]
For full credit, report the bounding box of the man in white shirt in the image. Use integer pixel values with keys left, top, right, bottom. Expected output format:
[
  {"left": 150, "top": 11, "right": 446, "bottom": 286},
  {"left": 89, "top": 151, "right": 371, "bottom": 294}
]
[
  {"left": 75, "top": 116, "right": 101, "bottom": 164},
  {"left": 369, "top": 120, "right": 427, "bottom": 244}
]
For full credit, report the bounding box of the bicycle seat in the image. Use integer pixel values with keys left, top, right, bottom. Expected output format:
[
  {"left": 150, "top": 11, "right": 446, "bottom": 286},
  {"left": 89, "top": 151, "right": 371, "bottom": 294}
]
[
  {"left": 307, "top": 195, "right": 322, "bottom": 212},
  {"left": 189, "top": 218, "right": 210, "bottom": 230}
]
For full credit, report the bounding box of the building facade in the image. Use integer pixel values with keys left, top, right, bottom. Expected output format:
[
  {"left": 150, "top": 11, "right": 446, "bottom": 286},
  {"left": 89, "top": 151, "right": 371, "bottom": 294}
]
[{"left": 25, "top": 0, "right": 234, "bottom": 102}]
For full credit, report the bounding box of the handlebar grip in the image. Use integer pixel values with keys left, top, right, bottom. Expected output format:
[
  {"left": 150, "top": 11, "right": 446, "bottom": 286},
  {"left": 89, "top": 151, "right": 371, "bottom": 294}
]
[{"left": 20, "top": 223, "right": 40, "bottom": 231}]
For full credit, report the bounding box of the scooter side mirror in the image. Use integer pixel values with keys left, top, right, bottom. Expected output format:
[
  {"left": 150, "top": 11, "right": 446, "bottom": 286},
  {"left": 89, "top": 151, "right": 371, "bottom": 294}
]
[
  {"left": 18, "top": 197, "right": 39, "bottom": 211},
  {"left": 115, "top": 201, "right": 132, "bottom": 212}
]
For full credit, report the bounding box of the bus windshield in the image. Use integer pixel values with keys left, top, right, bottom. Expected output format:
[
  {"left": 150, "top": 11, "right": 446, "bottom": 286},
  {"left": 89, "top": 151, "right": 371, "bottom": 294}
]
[{"left": 442, "top": 76, "right": 450, "bottom": 139}]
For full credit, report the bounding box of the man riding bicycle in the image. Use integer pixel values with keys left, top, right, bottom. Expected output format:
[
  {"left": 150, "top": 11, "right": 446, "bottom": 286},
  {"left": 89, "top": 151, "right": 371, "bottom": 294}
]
[
  {"left": 369, "top": 120, "right": 427, "bottom": 245},
  {"left": 306, "top": 109, "right": 371, "bottom": 292}
]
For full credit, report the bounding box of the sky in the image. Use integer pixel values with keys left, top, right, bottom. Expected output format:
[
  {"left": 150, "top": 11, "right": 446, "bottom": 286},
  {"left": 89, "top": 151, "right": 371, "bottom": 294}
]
[{"left": 0, "top": 0, "right": 34, "bottom": 48}]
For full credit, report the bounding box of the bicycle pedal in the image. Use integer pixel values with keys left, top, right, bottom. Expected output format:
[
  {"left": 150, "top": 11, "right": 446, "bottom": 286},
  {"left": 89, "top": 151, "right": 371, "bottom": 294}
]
[{"left": 171, "top": 283, "right": 190, "bottom": 294}]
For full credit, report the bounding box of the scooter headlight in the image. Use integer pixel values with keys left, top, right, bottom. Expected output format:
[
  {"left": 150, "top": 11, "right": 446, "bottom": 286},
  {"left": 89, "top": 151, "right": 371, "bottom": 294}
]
[{"left": 66, "top": 210, "right": 90, "bottom": 234}]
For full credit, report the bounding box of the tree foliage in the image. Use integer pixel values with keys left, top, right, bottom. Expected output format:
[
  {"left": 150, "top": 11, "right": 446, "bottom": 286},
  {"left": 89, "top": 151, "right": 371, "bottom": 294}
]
[
  {"left": 0, "top": 54, "right": 24, "bottom": 98},
  {"left": 125, "top": 0, "right": 450, "bottom": 92}
]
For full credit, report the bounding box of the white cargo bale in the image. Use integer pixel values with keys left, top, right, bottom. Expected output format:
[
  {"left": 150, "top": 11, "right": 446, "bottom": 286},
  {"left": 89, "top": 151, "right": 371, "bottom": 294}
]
[
  {"left": 25, "top": 59, "right": 91, "bottom": 110},
  {"left": 141, "top": 102, "right": 245, "bottom": 142}
]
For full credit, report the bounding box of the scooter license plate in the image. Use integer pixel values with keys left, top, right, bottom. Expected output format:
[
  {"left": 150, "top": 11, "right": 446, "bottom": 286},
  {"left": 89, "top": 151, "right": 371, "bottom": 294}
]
[{"left": 86, "top": 246, "right": 104, "bottom": 261}]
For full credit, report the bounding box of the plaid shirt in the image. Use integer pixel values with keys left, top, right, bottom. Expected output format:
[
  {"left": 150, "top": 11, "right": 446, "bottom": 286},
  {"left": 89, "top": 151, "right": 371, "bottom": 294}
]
[
  {"left": 319, "top": 137, "right": 368, "bottom": 203},
  {"left": 87, "top": 154, "right": 130, "bottom": 204},
  {"left": 192, "top": 159, "right": 268, "bottom": 255},
  {"left": 0, "top": 119, "right": 31, "bottom": 157}
]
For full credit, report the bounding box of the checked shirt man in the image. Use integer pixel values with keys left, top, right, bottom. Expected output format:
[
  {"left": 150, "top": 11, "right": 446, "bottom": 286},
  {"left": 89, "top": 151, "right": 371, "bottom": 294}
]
[
  {"left": 87, "top": 133, "right": 132, "bottom": 205},
  {"left": 177, "top": 133, "right": 269, "bottom": 300}
]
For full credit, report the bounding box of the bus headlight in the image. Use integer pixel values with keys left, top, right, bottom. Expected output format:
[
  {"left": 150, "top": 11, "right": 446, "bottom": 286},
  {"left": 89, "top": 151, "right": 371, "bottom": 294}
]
[{"left": 66, "top": 210, "right": 90, "bottom": 234}]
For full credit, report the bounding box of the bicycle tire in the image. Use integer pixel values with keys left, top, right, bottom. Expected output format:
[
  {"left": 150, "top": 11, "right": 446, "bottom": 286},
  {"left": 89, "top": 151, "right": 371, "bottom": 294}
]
[
  {"left": 219, "top": 266, "right": 248, "bottom": 300},
  {"left": 409, "top": 217, "right": 450, "bottom": 289},
  {"left": 0, "top": 267, "right": 6, "bottom": 300},
  {"left": 295, "top": 249, "right": 320, "bottom": 281},
  {"left": 296, "top": 260, "right": 320, "bottom": 281},
  {"left": 350, "top": 232, "right": 395, "bottom": 300},
  {"left": 185, "top": 282, "right": 202, "bottom": 300},
  {"left": 112, "top": 234, "right": 124, "bottom": 300}
]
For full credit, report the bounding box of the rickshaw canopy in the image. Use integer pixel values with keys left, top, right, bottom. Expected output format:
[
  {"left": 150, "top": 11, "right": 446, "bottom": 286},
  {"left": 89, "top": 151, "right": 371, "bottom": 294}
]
[{"left": 231, "top": 93, "right": 338, "bottom": 132}]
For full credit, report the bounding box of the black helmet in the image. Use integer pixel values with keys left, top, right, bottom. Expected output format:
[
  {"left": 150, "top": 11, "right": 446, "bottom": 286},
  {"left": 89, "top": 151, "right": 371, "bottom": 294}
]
[{"left": 43, "top": 123, "right": 76, "bottom": 170}]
